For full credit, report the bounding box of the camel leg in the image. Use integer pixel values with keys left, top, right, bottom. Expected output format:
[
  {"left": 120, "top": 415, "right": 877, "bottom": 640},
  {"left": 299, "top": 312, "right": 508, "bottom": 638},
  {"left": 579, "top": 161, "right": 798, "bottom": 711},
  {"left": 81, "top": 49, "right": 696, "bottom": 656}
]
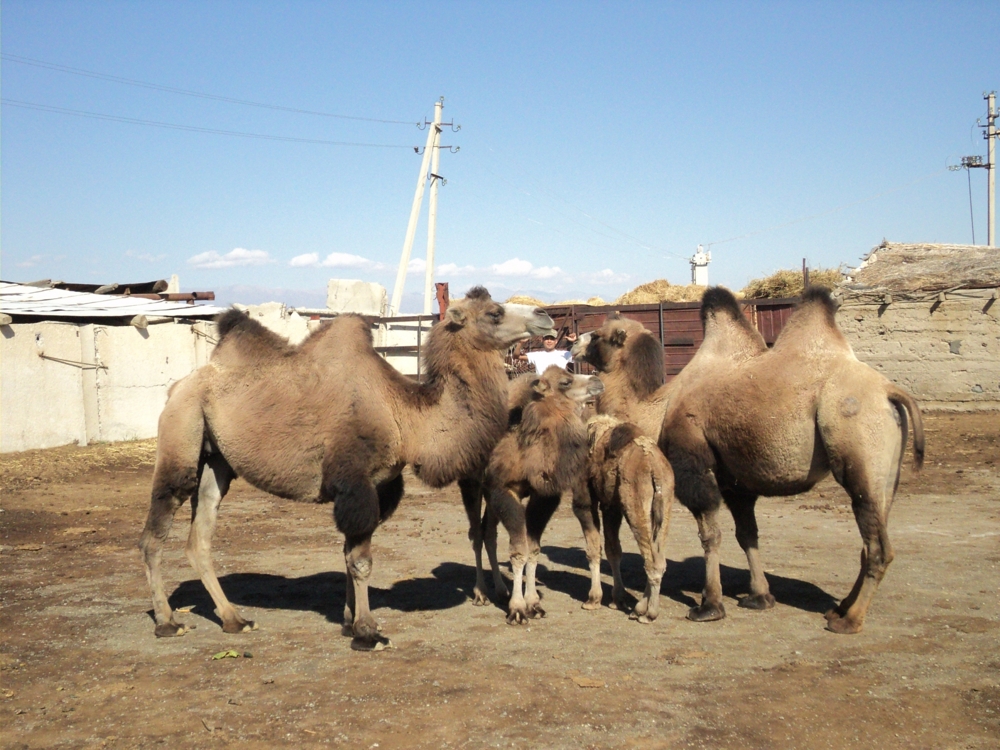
[
  {"left": 524, "top": 493, "right": 560, "bottom": 618},
  {"left": 725, "top": 492, "right": 775, "bottom": 611},
  {"left": 620, "top": 473, "right": 664, "bottom": 622},
  {"left": 639, "top": 467, "right": 671, "bottom": 624},
  {"left": 460, "top": 476, "right": 491, "bottom": 606},
  {"left": 342, "top": 540, "right": 357, "bottom": 636},
  {"left": 343, "top": 534, "right": 390, "bottom": 649},
  {"left": 138, "top": 391, "right": 203, "bottom": 638},
  {"left": 184, "top": 452, "right": 256, "bottom": 634},
  {"left": 489, "top": 486, "right": 530, "bottom": 624},
  {"left": 573, "top": 483, "right": 603, "bottom": 610},
  {"left": 483, "top": 505, "right": 509, "bottom": 599},
  {"left": 826, "top": 485, "right": 896, "bottom": 635},
  {"left": 601, "top": 504, "right": 627, "bottom": 612},
  {"left": 689, "top": 509, "right": 726, "bottom": 621}
]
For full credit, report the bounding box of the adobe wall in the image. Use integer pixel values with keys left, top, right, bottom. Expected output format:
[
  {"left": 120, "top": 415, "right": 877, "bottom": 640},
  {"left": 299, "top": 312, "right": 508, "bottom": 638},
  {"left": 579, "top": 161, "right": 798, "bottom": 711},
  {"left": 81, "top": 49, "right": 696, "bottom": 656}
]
[{"left": 836, "top": 292, "right": 1000, "bottom": 411}]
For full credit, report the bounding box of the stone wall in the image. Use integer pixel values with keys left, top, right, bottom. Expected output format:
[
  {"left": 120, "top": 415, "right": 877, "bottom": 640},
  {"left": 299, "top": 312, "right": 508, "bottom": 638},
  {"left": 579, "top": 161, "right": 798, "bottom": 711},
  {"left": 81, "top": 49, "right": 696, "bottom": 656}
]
[{"left": 837, "top": 291, "right": 999, "bottom": 411}]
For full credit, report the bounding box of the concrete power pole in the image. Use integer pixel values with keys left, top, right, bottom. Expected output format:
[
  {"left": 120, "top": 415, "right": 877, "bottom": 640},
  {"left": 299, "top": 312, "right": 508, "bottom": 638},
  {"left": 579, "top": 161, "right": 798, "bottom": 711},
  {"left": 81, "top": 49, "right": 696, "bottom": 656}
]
[
  {"left": 390, "top": 102, "right": 440, "bottom": 316},
  {"left": 423, "top": 102, "right": 443, "bottom": 315},
  {"left": 986, "top": 91, "right": 996, "bottom": 247}
]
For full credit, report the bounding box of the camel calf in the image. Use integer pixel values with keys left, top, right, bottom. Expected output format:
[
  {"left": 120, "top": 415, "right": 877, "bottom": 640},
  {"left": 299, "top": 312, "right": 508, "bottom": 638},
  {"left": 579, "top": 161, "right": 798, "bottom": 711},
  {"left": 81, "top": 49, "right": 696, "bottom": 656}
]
[
  {"left": 482, "top": 366, "right": 604, "bottom": 624},
  {"left": 586, "top": 414, "right": 673, "bottom": 622}
]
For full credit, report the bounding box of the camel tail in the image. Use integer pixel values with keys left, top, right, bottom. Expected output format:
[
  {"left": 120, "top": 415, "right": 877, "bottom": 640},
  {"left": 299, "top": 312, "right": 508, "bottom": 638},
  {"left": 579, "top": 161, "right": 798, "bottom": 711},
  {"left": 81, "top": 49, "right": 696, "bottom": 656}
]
[{"left": 887, "top": 384, "right": 925, "bottom": 471}]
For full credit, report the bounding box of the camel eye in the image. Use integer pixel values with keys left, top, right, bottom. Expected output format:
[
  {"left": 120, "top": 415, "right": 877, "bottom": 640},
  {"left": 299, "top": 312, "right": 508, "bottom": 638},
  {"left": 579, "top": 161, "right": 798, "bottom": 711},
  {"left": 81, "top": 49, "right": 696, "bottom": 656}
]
[{"left": 489, "top": 310, "right": 503, "bottom": 323}]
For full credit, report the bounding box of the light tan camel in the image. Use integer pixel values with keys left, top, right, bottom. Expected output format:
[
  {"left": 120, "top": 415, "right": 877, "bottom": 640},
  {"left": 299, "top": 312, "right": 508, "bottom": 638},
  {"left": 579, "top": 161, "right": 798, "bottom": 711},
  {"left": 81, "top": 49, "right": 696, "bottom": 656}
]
[
  {"left": 481, "top": 366, "right": 604, "bottom": 623},
  {"left": 570, "top": 315, "right": 675, "bottom": 440},
  {"left": 586, "top": 414, "right": 674, "bottom": 622},
  {"left": 659, "top": 286, "right": 925, "bottom": 634},
  {"left": 138, "top": 287, "right": 555, "bottom": 650}
]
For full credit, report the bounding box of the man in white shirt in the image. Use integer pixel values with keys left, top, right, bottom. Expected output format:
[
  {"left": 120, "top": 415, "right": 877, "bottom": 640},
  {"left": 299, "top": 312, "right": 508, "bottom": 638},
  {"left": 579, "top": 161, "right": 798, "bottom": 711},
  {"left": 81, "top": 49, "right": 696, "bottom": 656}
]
[{"left": 525, "top": 333, "right": 576, "bottom": 372}]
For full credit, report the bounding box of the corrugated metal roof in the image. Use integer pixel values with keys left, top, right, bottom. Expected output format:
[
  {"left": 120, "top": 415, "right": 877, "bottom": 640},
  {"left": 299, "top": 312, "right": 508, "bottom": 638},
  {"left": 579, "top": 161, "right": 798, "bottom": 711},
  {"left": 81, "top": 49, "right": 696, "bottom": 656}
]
[{"left": 0, "top": 281, "right": 227, "bottom": 319}]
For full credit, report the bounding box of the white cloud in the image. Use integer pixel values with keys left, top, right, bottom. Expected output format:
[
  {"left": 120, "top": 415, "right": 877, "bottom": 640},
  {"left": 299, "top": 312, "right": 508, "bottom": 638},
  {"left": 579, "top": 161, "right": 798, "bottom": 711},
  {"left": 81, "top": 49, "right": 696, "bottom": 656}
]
[
  {"left": 16, "top": 255, "right": 44, "bottom": 268},
  {"left": 530, "top": 266, "right": 562, "bottom": 279},
  {"left": 407, "top": 258, "right": 427, "bottom": 275},
  {"left": 319, "top": 252, "right": 378, "bottom": 269},
  {"left": 187, "top": 248, "right": 273, "bottom": 269},
  {"left": 126, "top": 249, "right": 167, "bottom": 263},
  {"left": 289, "top": 252, "right": 320, "bottom": 267},
  {"left": 436, "top": 262, "right": 477, "bottom": 276},
  {"left": 491, "top": 258, "right": 535, "bottom": 276},
  {"left": 583, "top": 268, "right": 631, "bottom": 285}
]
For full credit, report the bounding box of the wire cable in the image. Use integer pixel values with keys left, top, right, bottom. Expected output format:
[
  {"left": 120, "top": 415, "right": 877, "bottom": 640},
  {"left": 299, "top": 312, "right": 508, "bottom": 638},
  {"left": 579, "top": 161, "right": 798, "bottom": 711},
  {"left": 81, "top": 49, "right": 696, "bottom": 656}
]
[
  {"left": 2, "top": 53, "right": 419, "bottom": 126},
  {"left": 1, "top": 98, "right": 414, "bottom": 148}
]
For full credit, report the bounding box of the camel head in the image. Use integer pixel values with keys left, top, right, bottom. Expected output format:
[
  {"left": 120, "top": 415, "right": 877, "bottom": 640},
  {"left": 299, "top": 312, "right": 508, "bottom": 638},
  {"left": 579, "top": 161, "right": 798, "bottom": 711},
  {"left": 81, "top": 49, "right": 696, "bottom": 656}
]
[
  {"left": 571, "top": 314, "right": 665, "bottom": 398},
  {"left": 444, "top": 286, "right": 555, "bottom": 349},
  {"left": 531, "top": 365, "right": 604, "bottom": 415}
]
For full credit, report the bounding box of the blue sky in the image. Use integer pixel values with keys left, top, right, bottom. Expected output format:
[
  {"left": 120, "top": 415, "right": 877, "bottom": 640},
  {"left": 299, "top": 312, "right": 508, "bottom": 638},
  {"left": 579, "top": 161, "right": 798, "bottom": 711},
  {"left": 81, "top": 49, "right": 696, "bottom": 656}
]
[{"left": 2, "top": 1, "right": 996, "bottom": 310}]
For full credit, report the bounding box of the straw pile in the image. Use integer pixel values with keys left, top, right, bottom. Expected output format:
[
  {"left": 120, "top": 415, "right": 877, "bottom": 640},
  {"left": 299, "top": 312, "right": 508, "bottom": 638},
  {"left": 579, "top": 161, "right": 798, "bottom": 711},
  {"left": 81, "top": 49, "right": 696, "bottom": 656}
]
[
  {"left": 504, "top": 294, "right": 548, "bottom": 307},
  {"left": 613, "top": 279, "right": 707, "bottom": 305},
  {"left": 846, "top": 242, "right": 1000, "bottom": 293},
  {"left": 553, "top": 296, "right": 609, "bottom": 306},
  {"left": 0, "top": 438, "right": 157, "bottom": 493},
  {"left": 741, "top": 268, "right": 844, "bottom": 299}
]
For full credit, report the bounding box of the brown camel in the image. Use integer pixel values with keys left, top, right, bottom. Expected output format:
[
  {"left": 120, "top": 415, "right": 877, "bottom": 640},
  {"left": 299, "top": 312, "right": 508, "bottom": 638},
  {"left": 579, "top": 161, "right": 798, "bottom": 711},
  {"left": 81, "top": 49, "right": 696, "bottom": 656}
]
[
  {"left": 481, "top": 366, "right": 604, "bottom": 623},
  {"left": 659, "top": 286, "right": 925, "bottom": 634},
  {"left": 570, "top": 315, "right": 675, "bottom": 440},
  {"left": 586, "top": 414, "right": 674, "bottom": 622},
  {"left": 138, "top": 287, "right": 555, "bottom": 650}
]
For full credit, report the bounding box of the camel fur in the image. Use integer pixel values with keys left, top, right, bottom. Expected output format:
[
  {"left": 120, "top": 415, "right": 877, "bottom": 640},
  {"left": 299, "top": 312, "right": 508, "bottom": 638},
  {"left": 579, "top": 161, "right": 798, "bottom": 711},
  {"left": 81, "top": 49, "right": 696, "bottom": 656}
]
[
  {"left": 138, "top": 287, "right": 554, "bottom": 650},
  {"left": 659, "top": 286, "right": 925, "bottom": 634},
  {"left": 586, "top": 414, "right": 674, "bottom": 622},
  {"left": 570, "top": 314, "right": 674, "bottom": 440},
  {"left": 481, "top": 366, "right": 604, "bottom": 624}
]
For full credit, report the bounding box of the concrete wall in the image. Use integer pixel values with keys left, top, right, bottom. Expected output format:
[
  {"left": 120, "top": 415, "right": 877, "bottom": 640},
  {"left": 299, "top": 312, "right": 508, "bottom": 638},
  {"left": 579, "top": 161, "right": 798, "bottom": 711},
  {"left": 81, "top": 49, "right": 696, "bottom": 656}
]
[
  {"left": 1, "top": 319, "right": 218, "bottom": 453},
  {"left": 837, "top": 292, "right": 1000, "bottom": 411}
]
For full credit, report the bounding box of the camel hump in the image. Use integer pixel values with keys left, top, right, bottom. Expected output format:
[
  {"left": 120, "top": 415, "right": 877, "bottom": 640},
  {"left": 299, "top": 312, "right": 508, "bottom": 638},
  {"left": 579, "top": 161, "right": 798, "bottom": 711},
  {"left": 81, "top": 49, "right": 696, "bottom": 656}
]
[
  {"left": 885, "top": 383, "right": 925, "bottom": 470},
  {"left": 700, "top": 286, "right": 743, "bottom": 325},
  {"left": 213, "top": 308, "right": 296, "bottom": 363},
  {"left": 607, "top": 422, "right": 642, "bottom": 456},
  {"left": 801, "top": 286, "right": 840, "bottom": 316}
]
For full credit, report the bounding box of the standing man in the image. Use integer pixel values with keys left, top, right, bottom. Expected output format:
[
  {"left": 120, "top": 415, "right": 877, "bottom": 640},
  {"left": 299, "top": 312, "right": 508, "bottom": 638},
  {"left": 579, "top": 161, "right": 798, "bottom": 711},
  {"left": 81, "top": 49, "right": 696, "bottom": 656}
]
[{"left": 524, "top": 332, "right": 577, "bottom": 372}]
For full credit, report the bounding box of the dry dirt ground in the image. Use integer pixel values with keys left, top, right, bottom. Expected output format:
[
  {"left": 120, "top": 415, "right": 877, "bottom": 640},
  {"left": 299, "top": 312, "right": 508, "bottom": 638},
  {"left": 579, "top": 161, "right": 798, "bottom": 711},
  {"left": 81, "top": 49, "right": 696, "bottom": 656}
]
[{"left": 1, "top": 413, "right": 998, "bottom": 749}]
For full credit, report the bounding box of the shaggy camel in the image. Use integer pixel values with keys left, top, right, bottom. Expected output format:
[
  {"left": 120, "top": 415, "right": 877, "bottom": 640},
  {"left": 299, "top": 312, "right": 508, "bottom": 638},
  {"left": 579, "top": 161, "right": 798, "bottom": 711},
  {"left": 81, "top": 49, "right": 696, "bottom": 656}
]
[
  {"left": 659, "top": 286, "right": 925, "bottom": 634},
  {"left": 138, "top": 287, "right": 555, "bottom": 650},
  {"left": 570, "top": 315, "right": 674, "bottom": 440},
  {"left": 481, "top": 366, "right": 604, "bottom": 623},
  {"left": 586, "top": 414, "right": 674, "bottom": 622}
]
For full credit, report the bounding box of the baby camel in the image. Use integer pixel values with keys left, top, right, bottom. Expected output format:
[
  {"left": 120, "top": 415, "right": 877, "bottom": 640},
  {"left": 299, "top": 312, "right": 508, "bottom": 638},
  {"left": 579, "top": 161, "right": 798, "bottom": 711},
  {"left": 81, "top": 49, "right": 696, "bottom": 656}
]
[
  {"left": 482, "top": 366, "right": 603, "bottom": 624},
  {"left": 586, "top": 414, "right": 674, "bottom": 622}
]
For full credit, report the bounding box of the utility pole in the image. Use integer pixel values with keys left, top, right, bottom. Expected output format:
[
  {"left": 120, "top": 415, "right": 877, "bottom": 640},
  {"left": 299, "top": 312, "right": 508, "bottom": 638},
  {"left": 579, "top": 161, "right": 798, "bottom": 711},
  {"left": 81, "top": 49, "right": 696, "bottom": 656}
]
[
  {"left": 390, "top": 98, "right": 459, "bottom": 316},
  {"left": 949, "top": 91, "right": 997, "bottom": 246},
  {"left": 985, "top": 91, "right": 996, "bottom": 247},
  {"left": 423, "top": 101, "right": 443, "bottom": 315}
]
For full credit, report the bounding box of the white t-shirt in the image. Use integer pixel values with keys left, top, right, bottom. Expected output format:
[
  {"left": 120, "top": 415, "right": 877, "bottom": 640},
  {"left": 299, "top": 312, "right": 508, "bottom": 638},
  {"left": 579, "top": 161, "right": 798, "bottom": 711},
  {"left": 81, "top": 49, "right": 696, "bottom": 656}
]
[{"left": 526, "top": 349, "right": 573, "bottom": 372}]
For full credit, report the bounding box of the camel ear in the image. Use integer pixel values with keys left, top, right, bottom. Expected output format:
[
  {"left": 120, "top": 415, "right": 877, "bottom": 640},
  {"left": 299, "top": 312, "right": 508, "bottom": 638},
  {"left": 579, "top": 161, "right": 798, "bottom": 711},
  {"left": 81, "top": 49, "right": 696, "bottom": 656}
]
[
  {"left": 446, "top": 306, "right": 466, "bottom": 326},
  {"left": 611, "top": 329, "right": 627, "bottom": 346},
  {"left": 532, "top": 378, "right": 550, "bottom": 395}
]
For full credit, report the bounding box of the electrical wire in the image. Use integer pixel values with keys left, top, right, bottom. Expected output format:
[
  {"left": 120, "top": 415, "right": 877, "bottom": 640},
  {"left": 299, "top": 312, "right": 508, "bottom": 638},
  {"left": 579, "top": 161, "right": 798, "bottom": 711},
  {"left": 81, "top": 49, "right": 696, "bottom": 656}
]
[
  {"left": 1, "top": 98, "right": 414, "bottom": 148},
  {"left": 704, "top": 168, "right": 949, "bottom": 248},
  {"left": 2, "top": 53, "right": 419, "bottom": 126}
]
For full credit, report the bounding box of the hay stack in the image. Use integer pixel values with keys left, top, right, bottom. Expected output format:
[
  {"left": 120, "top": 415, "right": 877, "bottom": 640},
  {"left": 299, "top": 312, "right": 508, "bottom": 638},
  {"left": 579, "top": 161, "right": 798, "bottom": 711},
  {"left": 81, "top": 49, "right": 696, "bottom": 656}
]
[
  {"left": 847, "top": 242, "right": 1000, "bottom": 293},
  {"left": 741, "top": 268, "right": 843, "bottom": 299},
  {"left": 552, "top": 296, "right": 609, "bottom": 306},
  {"left": 614, "top": 279, "right": 706, "bottom": 305},
  {"left": 504, "top": 294, "right": 548, "bottom": 307}
]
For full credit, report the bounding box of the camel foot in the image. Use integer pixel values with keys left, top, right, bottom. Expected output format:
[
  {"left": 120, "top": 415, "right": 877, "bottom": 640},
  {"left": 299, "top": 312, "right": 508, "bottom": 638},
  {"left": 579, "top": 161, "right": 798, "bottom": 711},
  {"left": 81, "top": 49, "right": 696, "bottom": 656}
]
[
  {"left": 687, "top": 601, "right": 726, "bottom": 622},
  {"left": 825, "top": 615, "right": 863, "bottom": 635},
  {"left": 350, "top": 634, "right": 393, "bottom": 652},
  {"left": 222, "top": 618, "right": 258, "bottom": 634},
  {"left": 738, "top": 593, "right": 776, "bottom": 611},
  {"left": 154, "top": 621, "right": 188, "bottom": 638},
  {"left": 472, "top": 587, "right": 491, "bottom": 606},
  {"left": 581, "top": 593, "right": 603, "bottom": 611},
  {"left": 824, "top": 607, "right": 845, "bottom": 622},
  {"left": 630, "top": 613, "right": 655, "bottom": 624},
  {"left": 506, "top": 606, "right": 530, "bottom": 625},
  {"left": 527, "top": 602, "right": 546, "bottom": 619}
]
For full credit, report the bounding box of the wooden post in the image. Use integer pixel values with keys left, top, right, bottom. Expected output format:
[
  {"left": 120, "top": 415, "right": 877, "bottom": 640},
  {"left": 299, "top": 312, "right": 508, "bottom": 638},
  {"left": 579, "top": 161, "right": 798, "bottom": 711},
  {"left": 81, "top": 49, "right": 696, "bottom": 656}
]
[
  {"left": 802, "top": 258, "right": 810, "bottom": 289},
  {"left": 435, "top": 282, "right": 450, "bottom": 321}
]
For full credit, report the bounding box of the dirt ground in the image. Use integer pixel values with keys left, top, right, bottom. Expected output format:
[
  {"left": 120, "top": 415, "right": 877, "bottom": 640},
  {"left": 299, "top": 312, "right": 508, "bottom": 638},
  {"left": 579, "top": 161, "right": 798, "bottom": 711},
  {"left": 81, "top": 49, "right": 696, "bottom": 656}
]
[{"left": 1, "top": 412, "right": 998, "bottom": 749}]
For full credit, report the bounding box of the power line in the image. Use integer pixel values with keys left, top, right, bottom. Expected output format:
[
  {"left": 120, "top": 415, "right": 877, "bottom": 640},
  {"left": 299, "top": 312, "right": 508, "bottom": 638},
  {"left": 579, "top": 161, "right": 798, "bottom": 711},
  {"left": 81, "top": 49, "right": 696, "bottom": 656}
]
[
  {"left": 1, "top": 98, "right": 413, "bottom": 148},
  {"left": 704, "top": 167, "right": 949, "bottom": 248},
  {"left": 2, "top": 53, "right": 418, "bottom": 126}
]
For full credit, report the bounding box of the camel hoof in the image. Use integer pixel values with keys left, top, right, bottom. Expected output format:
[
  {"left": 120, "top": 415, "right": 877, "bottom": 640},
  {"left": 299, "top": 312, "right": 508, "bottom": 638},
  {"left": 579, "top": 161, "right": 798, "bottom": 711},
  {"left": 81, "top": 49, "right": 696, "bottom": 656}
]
[
  {"left": 472, "top": 589, "right": 491, "bottom": 606},
  {"left": 506, "top": 608, "right": 529, "bottom": 625},
  {"left": 687, "top": 602, "right": 726, "bottom": 622},
  {"left": 824, "top": 607, "right": 845, "bottom": 622},
  {"left": 222, "top": 619, "right": 257, "bottom": 634},
  {"left": 350, "top": 635, "right": 394, "bottom": 652},
  {"left": 738, "top": 593, "right": 776, "bottom": 611},
  {"left": 825, "top": 615, "right": 862, "bottom": 635},
  {"left": 527, "top": 603, "right": 546, "bottom": 619},
  {"left": 633, "top": 614, "right": 655, "bottom": 624},
  {"left": 581, "top": 597, "right": 602, "bottom": 611},
  {"left": 154, "top": 621, "right": 187, "bottom": 638}
]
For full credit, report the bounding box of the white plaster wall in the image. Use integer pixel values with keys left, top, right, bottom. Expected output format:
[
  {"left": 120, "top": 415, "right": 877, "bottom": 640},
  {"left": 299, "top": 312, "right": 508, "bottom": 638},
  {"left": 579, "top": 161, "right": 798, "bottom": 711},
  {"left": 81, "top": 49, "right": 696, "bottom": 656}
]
[
  {"left": 1, "top": 322, "right": 88, "bottom": 451},
  {"left": 837, "top": 296, "right": 1000, "bottom": 411}
]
